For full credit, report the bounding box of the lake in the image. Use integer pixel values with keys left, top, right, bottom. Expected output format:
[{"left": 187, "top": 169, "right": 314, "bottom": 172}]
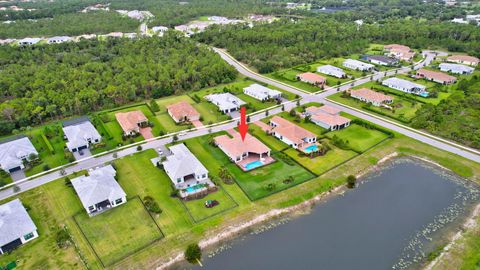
[{"left": 175, "top": 157, "right": 479, "bottom": 270}]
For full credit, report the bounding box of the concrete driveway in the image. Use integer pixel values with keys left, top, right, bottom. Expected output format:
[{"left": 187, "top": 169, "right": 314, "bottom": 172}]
[
  {"left": 10, "top": 170, "right": 26, "bottom": 182},
  {"left": 74, "top": 149, "right": 92, "bottom": 160}
]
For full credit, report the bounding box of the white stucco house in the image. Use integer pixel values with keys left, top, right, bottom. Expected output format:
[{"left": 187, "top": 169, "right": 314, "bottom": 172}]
[
  {"left": 342, "top": 59, "right": 375, "bottom": 71},
  {"left": 18, "top": 38, "right": 41, "bottom": 46},
  {"left": 0, "top": 199, "right": 38, "bottom": 254},
  {"left": 71, "top": 165, "right": 126, "bottom": 216},
  {"left": 0, "top": 136, "right": 38, "bottom": 173},
  {"left": 62, "top": 117, "right": 102, "bottom": 153},
  {"left": 243, "top": 83, "right": 282, "bottom": 101},
  {"left": 205, "top": 93, "right": 246, "bottom": 114},
  {"left": 47, "top": 36, "right": 72, "bottom": 44},
  {"left": 382, "top": 77, "right": 428, "bottom": 96},
  {"left": 439, "top": 63, "right": 475, "bottom": 75},
  {"left": 316, "top": 65, "right": 346, "bottom": 78}
]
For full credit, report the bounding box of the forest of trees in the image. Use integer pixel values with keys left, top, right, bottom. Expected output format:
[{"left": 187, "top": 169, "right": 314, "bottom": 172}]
[
  {"left": 411, "top": 75, "right": 480, "bottom": 149},
  {"left": 195, "top": 17, "right": 480, "bottom": 73},
  {"left": 0, "top": 33, "right": 237, "bottom": 135}
]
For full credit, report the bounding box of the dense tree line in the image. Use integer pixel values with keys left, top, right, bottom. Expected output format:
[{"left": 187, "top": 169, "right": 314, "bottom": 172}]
[
  {"left": 0, "top": 11, "right": 139, "bottom": 39},
  {"left": 411, "top": 75, "right": 480, "bottom": 149},
  {"left": 195, "top": 17, "right": 480, "bottom": 72},
  {"left": 0, "top": 33, "right": 237, "bottom": 135}
]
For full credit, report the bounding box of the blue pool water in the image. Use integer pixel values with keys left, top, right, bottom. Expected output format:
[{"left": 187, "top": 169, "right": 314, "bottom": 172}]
[
  {"left": 418, "top": 92, "right": 429, "bottom": 97},
  {"left": 186, "top": 184, "right": 202, "bottom": 193},
  {"left": 244, "top": 160, "right": 264, "bottom": 170},
  {"left": 304, "top": 145, "right": 318, "bottom": 153}
]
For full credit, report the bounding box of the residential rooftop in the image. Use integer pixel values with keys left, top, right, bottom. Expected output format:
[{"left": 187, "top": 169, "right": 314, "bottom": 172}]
[
  {"left": 163, "top": 143, "right": 208, "bottom": 183},
  {"left": 166, "top": 101, "right": 200, "bottom": 121},
  {"left": 350, "top": 88, "right": 393, "bottom": 104},
  {"left": 205, "top": 93, "right": 246, "bottom": 112},
  {"left": 0, "top": 199, "right": 37, "bottom": 248},
  {"left": 214, "top": 132, "right": 271, "bottom": 158},
  {"left": 416, "top": 69, "right": 457, "bottom": 83},
  {"left": 0, "top": 136, "right": 37, "bottom": 171},
  {"left": 115, "top": 110, "right": 148, "bottom": 132},
  {"left": 270, "top": 116, "right": 316, "bottom": 145}
]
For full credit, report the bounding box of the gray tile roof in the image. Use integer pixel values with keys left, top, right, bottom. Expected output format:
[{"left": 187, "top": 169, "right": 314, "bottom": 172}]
[
  {"left": 0, "top": 199, "right": 37, "bottom": 247},
  {"left": 62, "top": 119, "right": 101, "bottom": 150},
  {"left": 0, "top": 137, "right": 38, "bottom": 171},
  {"left": 439, "top": 63, "right": 474, "bottom": 74},
  {"left": 362, "top": 54, "right": 398, "bottom": 65},
  {"left": 382, "top": 77, "right": 426, "bottom": 91},
  {"left": 316, "top": 65, "right": 346, "bottom": 78},
  {"left": 163, "top": 143, "right": 208, "bottom": 183},
  {"left": 243, "top": 83, "right": 281, "bottom": 100},
  {"left": 71, "top": 165, "right": 126, "bottom": 209}
]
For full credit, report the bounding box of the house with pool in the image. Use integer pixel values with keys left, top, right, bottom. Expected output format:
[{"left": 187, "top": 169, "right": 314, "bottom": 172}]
[
  {"left": 162, "top": 143, "right": 215, "bottom": 198},
  {"left": 214, "top": 130, "right": 274, "bottom": 171},
  {"left": 269, "top": 116, "right": 319, "bottom": 154}
]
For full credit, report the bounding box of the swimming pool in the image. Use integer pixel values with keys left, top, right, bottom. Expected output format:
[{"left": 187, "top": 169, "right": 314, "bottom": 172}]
[
  {"left": 244, "top": 160, "right": 264, "bottom": 170},
  {"left": 185, "top": 184, "right": 203, "bottom": 193},
  {"left": 418, "top": 92, "right": 429, "bottom": 97},
  {"left": 304, "top": 145, "right": 318, "bottom": 153}
]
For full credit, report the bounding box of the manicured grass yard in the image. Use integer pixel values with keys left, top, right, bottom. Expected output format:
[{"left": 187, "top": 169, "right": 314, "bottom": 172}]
[
  {"left": 74, "top": 198, "right": 163, "bottom": 266},
  {"left": 249, "top": 124, "right": 288, "bottom": 151},
  {"left": 283, "top": 144, "right": 358, "bottom": 175},
  {"left": 325, "top": 124, "right": 390, "bottom": 152},
  {"left": 266, "top": 69, "right": 322, "bottom": 93},
  {"left": 183, "top": 187, "right": 237, "bottom": 222}
]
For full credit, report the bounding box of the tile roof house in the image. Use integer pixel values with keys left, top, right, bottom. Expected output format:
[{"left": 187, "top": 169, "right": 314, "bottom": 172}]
[
  {"left": 0, "top": 199, "right": 38, "bottom": 254},
  {"left": 214, "top": 131, "right": 274, "bottom": 171},
  {"left": 342, "top": 59, "right": 375, "bottom": 71},
  {"left": 296, "top": 72, "right": 326, "bottom": 87},
  {"left": 447, "top": 55, "right": 479, "bottom": 66},
  {"left": 0, "top": 136, "right": 38, "bottom": 173},
  {"left": 305, "top": 105, "right": 351, "bottom": 131},
  {"left": 205, "top": 93, "right": 246, "bottom": 114},
  {"left": 166, "top": 101, "right": 200, "bottom": 123},
  {"left": 439, "top": 63, "right": 475, "bottom": 75},
  {"left": 115, "top": 110, "right": 149, "bottom": 136},
  {"left": 416, "top": 69, "right": 457, "bottom": 85},
  {"left": 350, "top": 88, "right": 393, "bottom": 107},
  {"left": 243, "top": 83, "right": 282, "bottom": 101},
  {"left": 71, "top": 165, "right": 126, "bottom": 216},
  {"left": 269, "top": 116, "right": 319, "bottom": 153},
  {"left": 47, "top": 36, "right": 72, "bottom": 44},
  {"left": 62, "top": 117, "right": 102, "bottom": 152},
  {"left": 18, "top": 38, "right": 41, "bottom": 46},
  {"left": 384, "top": 44, "right": 416, "bottom": 61},
  {"left": 382, "top": 77, "right": 428, "bottom": 96},
  {"left": 162, "top": 143, "right": 212, "bottom": 196},
  {"left": 316, "top": 65, "right": 346, "bottom": 78},
  {"left": 361, "top": 54, "right": 399, "bottom": 66}
]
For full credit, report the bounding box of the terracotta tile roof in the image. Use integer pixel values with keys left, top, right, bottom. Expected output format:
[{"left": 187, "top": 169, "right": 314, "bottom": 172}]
[
  {"left": 350, "top": 88, "right": 393, "bottom": 104},
  {"left": 384, "top": 44, "right": 411, "bottom": 52},
  {"left": 416, "top": 69, "right": 457, "bottom": 83},
  {"left": 270, "top": 116, "right": 316, "bottom": 145},
  {"left": 311, "top": 112, "right": 351, "bottom": 127},
  {"left": 166, "top": 101, "right": 200, "bottom": 121},
  {"left": 447, "top": 55, "right": 479, "bottom": 64},
  {"left": 306, "top": 105, "right": 341, "bottom": 115},
  {"left": 115, "top": 110, "right": 147, "bottom": 133},
  {"left": 214, "top": 132, "right": 270, "bottom": 158},
  {"left": 297, "top": 72, "right": 326, "bottom": 84}
]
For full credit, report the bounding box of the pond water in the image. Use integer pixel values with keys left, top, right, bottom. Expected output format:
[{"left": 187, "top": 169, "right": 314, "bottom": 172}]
[{"left": 175, "top": 158, "right": 479, "bottom": 270}]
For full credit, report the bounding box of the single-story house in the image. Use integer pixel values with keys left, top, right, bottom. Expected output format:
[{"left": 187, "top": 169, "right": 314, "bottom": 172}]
[
  {"left": 382, "top": 77, "right": 428, "bottom": 96},
  {"left": 152, "top": 26, "right": 169, "bottom": 36},
  {"left": 62, "top": 117, "right": 102, "bottom": 152},
  {"left": 269, "top": 116, "right": 319, "bottom": 153},
  {"left": 384, "top": 44, "right": 416, "bottom": 61},
  {"left": 162, "top": 143, "right": 212, "bottom": 197},
  {"left": 214, "top": 131, "right": 274, "bottom": 171},
  {"left": 350, "top": 88, "right": 393, "bottom": 107},
  {"left": 115, "top": 110, "right": 149, "bottom": 136},
  {"left": 439, "top": 63, "right": 475, "bottom": 75},
  {"left": 416, "top": 69, "right": 457, "bottom": 85},
  {"left": 71, "top": 165, "right": 126, "bottom": 216},
  {"left": 18, "top": 38, "right": 41, "bottom": 46},
  {"left": 447, "top": 55, "right": 479, "bottom": 66},
  {"left": 296, "top": 72, "right": 326, "bottom": 87},
  {"left": 342, "top": 59, "right": 375, "bottom": 71},
  {"left": 361, "top": 54, "right": 398, "bottom": 66},
  {"left": 0, "top": 136, "right": 38, "bottom": 173},
  {"left": 166, "top": 101, "right": 201, "bottom": 123},
  {"left": 305, "top": 105, "right": 351, "bottom": 131},
  {"left": 0, "top": 199, "right": 38, "bottom": 254},
  {"left": 316, "top": 65, "right": 346, "bottom": 78},
  {"left": 243, "top": 83, "right": 282, "bottom": 101},
  {"left": 47, "top": 36, "right": 72, "bottom": 44},
  {"left": 205, "top": 93, "right": 246, "bottom": 114}
]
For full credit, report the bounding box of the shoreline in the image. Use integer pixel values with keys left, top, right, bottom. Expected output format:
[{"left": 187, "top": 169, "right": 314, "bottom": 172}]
[{"left": 154, "top": 153, "right": 471, "bottom": 270}]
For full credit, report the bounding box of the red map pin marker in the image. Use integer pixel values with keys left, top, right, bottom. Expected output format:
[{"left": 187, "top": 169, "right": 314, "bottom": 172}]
[{"left": 238, "top": 107, "right": 248, "bottom": 141}]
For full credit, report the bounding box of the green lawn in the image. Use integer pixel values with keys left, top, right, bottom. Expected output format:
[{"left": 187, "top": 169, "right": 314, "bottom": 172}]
[
  {"left": 74, "top": 198, "right": 163, "bottom": 266},
  {"left": 249, "top": 124, "right": 288, "bottom": 151},
  {"left": 182, "top": 187, "right": 237, "bottom": 222},
  {"left": 325, "top": 124, "right": 390, "bottom": 152},
  {"left": 283, "top": 142, "right": 358, "bottom": 175},
  {"left": 266, "top": 69, "right": 322, "bottom": 93}
]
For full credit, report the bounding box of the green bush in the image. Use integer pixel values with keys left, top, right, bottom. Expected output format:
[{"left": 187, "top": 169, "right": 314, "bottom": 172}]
[
  {"left": 56, "top": 228, "right": 72, "bottom": 249},
  {"left": 41, "top": 132, "right": 55, "bottom": 154},
  {"left": 143, "top": 196, "right": 162, "bottom": 214},
  {"left": 184, "top": 243, "right": 202, "bottom": 264}
]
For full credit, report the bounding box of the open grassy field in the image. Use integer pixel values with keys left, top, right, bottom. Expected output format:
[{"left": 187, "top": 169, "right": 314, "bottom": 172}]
[
  {"left": 182, "top": 187, "right": 238, "bottom": 223},
  {"left": 73, "top": 198, "right": 163, "bottom": 267},
  {"left": 325, "top": 124, "right": 390, "bottom": 152}
]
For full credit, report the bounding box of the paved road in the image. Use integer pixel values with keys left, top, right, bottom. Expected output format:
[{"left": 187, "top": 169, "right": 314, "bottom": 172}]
[{"left": 0, "top": 49, "right": 477, "bottom": 201}]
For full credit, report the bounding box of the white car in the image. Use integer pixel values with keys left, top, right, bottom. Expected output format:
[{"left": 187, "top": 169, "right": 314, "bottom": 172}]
[{"left": 179, "top": 131, "right": 187, "bottom": 136}]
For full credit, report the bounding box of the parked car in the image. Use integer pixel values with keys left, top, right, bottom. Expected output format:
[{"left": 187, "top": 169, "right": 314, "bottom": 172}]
[{"left": 205, "top": 200, "right": 219, "bottom": 208}]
